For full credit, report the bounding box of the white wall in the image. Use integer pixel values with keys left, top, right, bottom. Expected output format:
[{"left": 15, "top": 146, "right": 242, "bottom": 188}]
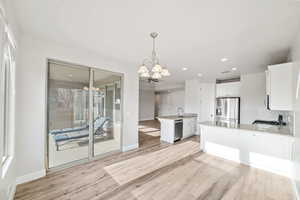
[
  {"left": 15, "top": 35, "right": 139, "bottom": 183},
  {"left": 185, "top": 80, "right": 216, "bottom": 122},
  {"left": 0, "top": 0, "right": 19, "bottom": 199},
  {"left": 290, "top": 29, "right": 300, "bottom": 198},
  {"left": 139, "top": 89, "right": 155, "bottom": 121},
  {"left": 156, "top": 89, "right": 185, "bottom": 116},
  {"left": 240, "top": 73, "right": 290, "bottom": 124},
  {"left": 199, "top": 83, "right": 216, "bottom": 122},
  {"left": 155, "top": 82, "right": 184, "bottom": 91},
  {"left": 184, "top": 80, "right": 201, "bottom": 114}
]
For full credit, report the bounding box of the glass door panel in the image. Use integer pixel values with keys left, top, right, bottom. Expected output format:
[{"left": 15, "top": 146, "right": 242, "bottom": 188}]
[
  {"left": 93, "top": 69, "right": 121, "bottom": 156},
  {"left": 48, "top": 62, "right": 90, "bottom": 168}
]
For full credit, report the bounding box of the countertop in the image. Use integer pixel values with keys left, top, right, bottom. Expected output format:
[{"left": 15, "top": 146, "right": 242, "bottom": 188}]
[
  {"left": 199, "top": 121, "right": 293, "bottom": 137},
  {"left": 157, "top": 114, "right": 197, "bottom": 120}
]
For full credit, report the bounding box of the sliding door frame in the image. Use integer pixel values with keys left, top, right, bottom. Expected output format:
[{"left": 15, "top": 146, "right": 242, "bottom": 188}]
[
  {"left": 88, "top": 68, "right": 94, "bottom": 159},
  {"left": 45, "top": 59, "right": 124, "bottom": 173}
]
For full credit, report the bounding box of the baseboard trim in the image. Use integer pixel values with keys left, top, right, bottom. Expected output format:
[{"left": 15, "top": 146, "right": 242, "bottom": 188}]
[
  {"left": 122, "top": 143, "right": 139, "bottom": 152},
  {"left": 293, "top": 180, "right": 300, "bottom": 200},
  {"left": 8, "top": 183, "right": 16, "bottom": 200},
  {"left": 16, "top": 169, "right": 46, "bottom": 185}
]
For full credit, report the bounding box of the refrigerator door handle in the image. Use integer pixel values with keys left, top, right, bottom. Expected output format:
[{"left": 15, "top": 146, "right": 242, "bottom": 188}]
[{"left": 266, "top": 95, "right": 270, "bottom": 110}]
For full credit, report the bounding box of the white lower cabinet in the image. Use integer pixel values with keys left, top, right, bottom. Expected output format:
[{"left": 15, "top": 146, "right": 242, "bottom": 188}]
[
  {"left": 159, "top": 119, "right": 175, "bottom": 144},
  {"left": 159, "top": 117, "right": 197, "bottom": 143},
  {"left": 183, "top": 118, "right": 196, "bottom": 139},
  {"left": 241, "top": 131, "right": 292, "bottom": 160},
  {"left": 200, "top": 125, "right": 294, "bottom": 178}
]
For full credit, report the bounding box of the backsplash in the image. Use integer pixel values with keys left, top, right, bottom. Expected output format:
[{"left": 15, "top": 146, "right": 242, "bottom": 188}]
[
  {"left": 286, "top": 111, "right": 294, "bottom": 135},
  {"left": 274, "top": 111, "right": 294, "bottom": 134},
  {"left": 247, "top": 108, "right": 294, "bottom": 134}
]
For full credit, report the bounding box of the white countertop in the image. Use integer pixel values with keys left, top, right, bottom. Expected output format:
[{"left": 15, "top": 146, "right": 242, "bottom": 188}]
[
  {"left": 199, "top": 121, "right": 293, "bottom": 137},
  {"left": 157, "top": 114, "right": 197, "bottom": 120}
]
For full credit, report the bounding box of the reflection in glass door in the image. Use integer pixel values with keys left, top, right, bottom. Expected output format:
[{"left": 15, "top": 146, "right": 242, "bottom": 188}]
[
  {"left": 48, "top": 62, "right": 90, "bottom": 168},
  {"left": 47, "top": 61, "right": 122, "bottom": 169},
  {"left": 93, "top": 70, "right": 121, "bottom": 156}
]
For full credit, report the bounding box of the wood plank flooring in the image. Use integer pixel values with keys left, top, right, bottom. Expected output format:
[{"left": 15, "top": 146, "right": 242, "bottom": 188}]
[
  {"left": 138, "top": 120, "right": 161, "bottom": 147},
  {"left": 14, "top": 120, "right": 295, "bottom": 200},
  {"left": 104, "top": 141, "right": 199, "bottom": 185}
]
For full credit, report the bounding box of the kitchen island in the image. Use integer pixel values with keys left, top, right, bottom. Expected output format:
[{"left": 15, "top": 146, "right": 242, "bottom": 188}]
[
  {"left": 199, "top": 121, "right": 294, "bottom": 177},
  {"left": 157, "top": 114, "right": 197, "bottom": 144}
]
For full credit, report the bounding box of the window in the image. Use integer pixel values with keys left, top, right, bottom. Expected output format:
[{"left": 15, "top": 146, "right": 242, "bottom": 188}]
[
  {"left": 2, "top": 46, "right": 10, "bottom": 164},
  {"left": 0, "top": 26, "right": 16, "bottom": 167}
]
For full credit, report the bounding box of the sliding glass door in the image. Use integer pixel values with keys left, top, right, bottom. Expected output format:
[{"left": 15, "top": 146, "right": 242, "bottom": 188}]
[
  {"left": 93, "top": 70, "right": 121, "bottom": 156},
  {"left": 47, "top": 61, "right": 122, "bottom": 169}
]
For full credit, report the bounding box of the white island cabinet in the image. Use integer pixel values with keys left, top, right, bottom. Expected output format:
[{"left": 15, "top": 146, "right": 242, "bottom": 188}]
[
  {"left": 158, "top": 114, "right": 197, "bottom": 144},
  {"left": 200, "top": 122, "right": 294, "bottom": 178}
]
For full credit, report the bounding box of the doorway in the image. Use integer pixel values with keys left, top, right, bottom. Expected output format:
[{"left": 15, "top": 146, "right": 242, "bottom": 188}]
[{"left": 47, "top": 60, "right": 122, "bottom": 169}]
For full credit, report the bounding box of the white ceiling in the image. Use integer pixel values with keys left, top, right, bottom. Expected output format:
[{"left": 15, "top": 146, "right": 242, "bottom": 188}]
[{"left": 12, "top": 0, "right": 300, "bottom": 84}]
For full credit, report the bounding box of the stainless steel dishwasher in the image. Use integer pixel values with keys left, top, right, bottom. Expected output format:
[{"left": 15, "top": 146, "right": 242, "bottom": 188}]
[{"left": 174, "top": 119, "right": 183, "bottom": 141}]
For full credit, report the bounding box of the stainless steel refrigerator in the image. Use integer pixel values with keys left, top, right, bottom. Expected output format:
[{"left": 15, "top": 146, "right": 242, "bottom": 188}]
[{"left": 215, "top": 97, "right": 240, "bottom": 124}]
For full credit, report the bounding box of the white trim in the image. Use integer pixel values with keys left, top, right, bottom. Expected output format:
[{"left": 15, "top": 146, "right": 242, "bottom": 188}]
[
  {"left": 16, "top": 169, "right": 46, "bottom": 185},
  {"left": 122, "top": 143, "right": 139, "bottom": 152},
  {"left": 1, "top": 156, "right": 13, "bottom": 178},
  {"left": 293, "top": 180, "right": 300, "bottom": 200},
  {"left": 8, "top": 183, "right": 16, "bottom": 200}
]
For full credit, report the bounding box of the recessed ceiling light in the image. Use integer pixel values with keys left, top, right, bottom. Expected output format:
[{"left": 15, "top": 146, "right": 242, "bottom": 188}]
[
  {"left": 68, "top": 74, "right": 73, "bottom": 77},
  {"left": 221, "top": 58, "right": 228, "bottom": 62},
  {"left": 198, "top": 73, "right": 203, "bottom": 77},
  {"left": 232, "top": 67, "right": 237, "bottom": 71},
  {"left": 182, "top": 67, "right": 188, "bottom": 71}
]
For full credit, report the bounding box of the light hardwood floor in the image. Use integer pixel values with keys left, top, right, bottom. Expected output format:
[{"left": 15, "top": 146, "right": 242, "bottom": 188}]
[
  {"left": 14, "top": 120, "right": 295, "bottom": 200},
  {"left": 138, "top": 120, "right": 161, "bottom": 147}
]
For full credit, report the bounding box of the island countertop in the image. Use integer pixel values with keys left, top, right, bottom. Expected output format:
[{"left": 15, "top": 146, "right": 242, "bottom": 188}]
[
  {"left": 199, "top": 121, "right": 293, "bottom": 137},
  {"left": 157, "top": 114, "right": 197, "bottom": 120}
]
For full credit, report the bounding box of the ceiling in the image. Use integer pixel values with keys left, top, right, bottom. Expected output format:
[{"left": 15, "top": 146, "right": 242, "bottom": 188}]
[{"left": 12, "top": 0, "right": 300, "bottom": 84}]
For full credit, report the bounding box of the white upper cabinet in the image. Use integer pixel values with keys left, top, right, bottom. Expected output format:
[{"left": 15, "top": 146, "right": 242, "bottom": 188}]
[
  {"left": 216, "top": 82, "right": 241, "bottom": 97},
  {"left": 266, "top": 63, "right": 293, "bottom": 111}
]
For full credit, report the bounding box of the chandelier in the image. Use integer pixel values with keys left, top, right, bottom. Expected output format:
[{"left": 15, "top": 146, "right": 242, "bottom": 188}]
[{"left": 138, "top": 32, "right": 170, "bottom": 81}]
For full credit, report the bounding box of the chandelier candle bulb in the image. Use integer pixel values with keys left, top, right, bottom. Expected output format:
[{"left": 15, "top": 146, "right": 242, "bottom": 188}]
[
  {"left": 152, "top": 64, "right": 163, "bottom": 73},
  {"left": 152, "top": 72, "right": 162, "bottom": 79},
  {"left": 138, "top": 65, "right": 148, "bottom": 74},
  {"left": 161, "top": 69, "right": 170, "bottom": 76}
]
